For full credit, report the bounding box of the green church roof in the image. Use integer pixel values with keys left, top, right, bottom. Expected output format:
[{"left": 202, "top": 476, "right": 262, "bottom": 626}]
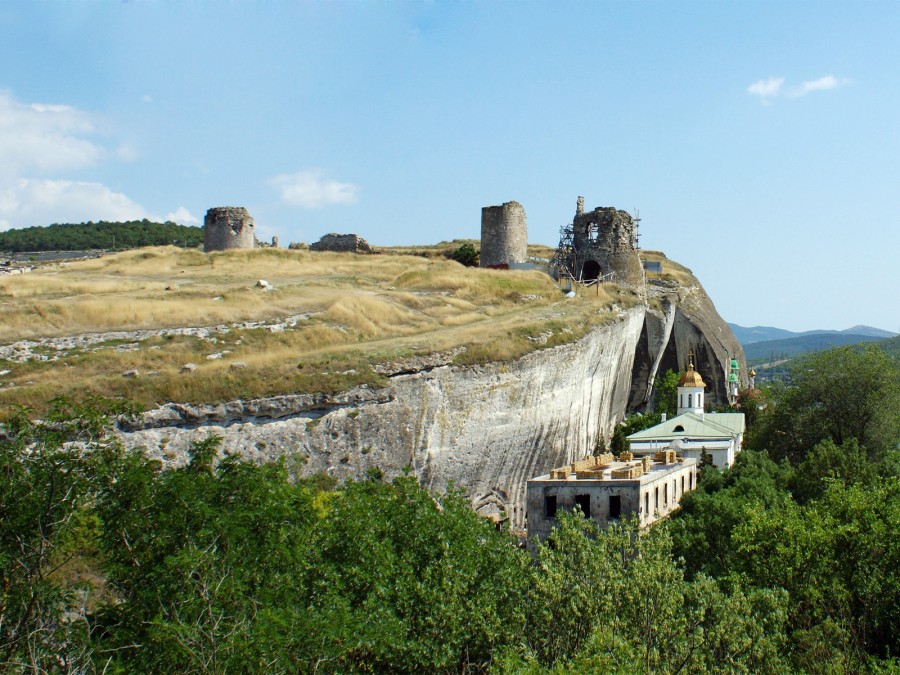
[{"left": 627, "top": 412, "right": 745, "bottom": 441}]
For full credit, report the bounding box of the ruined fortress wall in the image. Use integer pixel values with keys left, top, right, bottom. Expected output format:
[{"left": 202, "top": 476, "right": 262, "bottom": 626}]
[
  {"left": 573, "top": 206, "right": 642, "bottom": 285},
  {"left": 573, "top": 207, "right": 635, "bottom": 253},
  {"left": 480, "top": 201, "right": 527, "bottom": 267},
  {"left": 204, "top": 207, "right": 255, "bottom": 252}
]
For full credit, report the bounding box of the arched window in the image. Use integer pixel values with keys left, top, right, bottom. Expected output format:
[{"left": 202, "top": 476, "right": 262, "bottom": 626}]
[
  {"left": 674, "top": 425, "right": 685, "bottom": 432},
  {"left": 655, "top": 487, "right": 659, "bottom": 510},
  {"left": 664, "top": 484, "right": 668, "bottom": 505},
  {"left": 681, "top": 476, "right": 685, "bottom": 494},
  {"left": 688, "top": 394, "right": 692, "bottom": 408},
  {"left": 645, "top": 491, "right": 649, "bottom": 517}
]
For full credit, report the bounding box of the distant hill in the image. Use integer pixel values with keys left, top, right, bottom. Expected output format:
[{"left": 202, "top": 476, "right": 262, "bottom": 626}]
[
  {"left": 0, "top": 220, "right": 203, "bottom": 253},
  {"left": 745, "top": 333, "right": 888, "bottom": 367},
  {"left": 729, "top": 322, "right": 897, "bottom": 345}
]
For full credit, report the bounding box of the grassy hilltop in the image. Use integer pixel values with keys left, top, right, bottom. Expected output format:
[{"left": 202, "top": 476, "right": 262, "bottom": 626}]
[{"left": 0, "top": 245, "right": 649, "bottom": 415}]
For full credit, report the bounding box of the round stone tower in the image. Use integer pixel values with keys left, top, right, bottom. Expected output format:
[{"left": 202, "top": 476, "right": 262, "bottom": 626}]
[
  {"left": 480, "top": 201, "right": 527, "bottom": 268},
  {"left": 204, "top": 207, "right": 256, "bottom": 252}
]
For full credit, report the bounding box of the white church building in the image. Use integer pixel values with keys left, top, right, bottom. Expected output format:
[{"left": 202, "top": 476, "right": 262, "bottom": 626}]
[{"left": 627, "top": 355, "right": 745, "bottom": 470}]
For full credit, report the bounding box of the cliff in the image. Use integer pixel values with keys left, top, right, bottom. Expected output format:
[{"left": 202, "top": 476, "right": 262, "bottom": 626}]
[{"left": 117, "top": 266, "right": 743, "bottom": 527}]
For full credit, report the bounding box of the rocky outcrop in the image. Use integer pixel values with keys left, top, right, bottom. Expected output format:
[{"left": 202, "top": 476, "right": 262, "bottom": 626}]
[
  {"left": 118, "top": 308, "right": 645, "bottom": 529},
  {"left": 115, "top": 266, "right": 744, "bottom": 528},
  {"left": 309, "top": 233, "right": 373, "bottom": 253},
  {"left": 628, "top": 274, "right": 745, "bottom": 410}
]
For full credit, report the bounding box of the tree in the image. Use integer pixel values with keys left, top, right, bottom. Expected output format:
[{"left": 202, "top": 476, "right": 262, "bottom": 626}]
[
  {"left": 448, "top": 242, "right": 479, "bottom": 267},
  {"left": 668, "top": 450, "right": 793, "bottom": 580},
  {"left": 594, "top": 433, "right": 608, "bottom": 457},
  {"left": 652, "top": 369, "right": 680, "bottom": 418},
  {"left": 0, "top": 398, "right": 134, "bottom": 672},
  {"left": 789, "top": 438, "right": 878, "bottom": 504},
  {"left": 516, "top": 513, "right": 789, "bottom": 672},
  {"left": 732, "top": 478, "right": 900, "bottom": 665},
  {"left": 752, "top": 345, "right": 900, "bottom": 463},
  {"left": 611, "top": 425, "right": 630, "bottom": 456}
]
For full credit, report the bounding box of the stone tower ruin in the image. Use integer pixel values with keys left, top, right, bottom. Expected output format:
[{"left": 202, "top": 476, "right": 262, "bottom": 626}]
[
  {"left": 553, "top": 197, "right": 643, "bottom": 286},
  {"left": 480, "top": 201, "right": 528, "bottom": 268},
  {"left": 204, "top": 207, "right": 256, "bottom": 252}
]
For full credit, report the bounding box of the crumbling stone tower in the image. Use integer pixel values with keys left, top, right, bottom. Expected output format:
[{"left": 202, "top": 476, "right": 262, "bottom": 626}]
[
  {"left": 568, "top": 197, "right": 643, "bottom": 285},
  {"left": 204, "top": 207, "right": 255, "bottom": 252},
  {"left": 480, "top": 201, "right": 528, "bottom": 268}
]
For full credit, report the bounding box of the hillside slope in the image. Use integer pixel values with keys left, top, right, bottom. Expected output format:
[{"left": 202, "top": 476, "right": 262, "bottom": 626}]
[
  {"left": 745, "top": 333, "right": 888, "bottom": 365},
  {"left": 0, "top": 246, "right": 742, "bottom": 523}
]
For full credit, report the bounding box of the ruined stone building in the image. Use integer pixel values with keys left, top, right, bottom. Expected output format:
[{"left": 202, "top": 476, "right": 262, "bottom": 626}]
[
  {"left": 526, "top": 451, "right": 698, "bottom": 548},
  {"left": 309, "top": 233, "right": 373, "bottom": 254},
  {"left": 553, "top": 196, "right": 643, "bottom": 285},
  {"left": 203, "top": 207, "right": 255, "bottom": 252},
  {"left": 480, "top": 201, "right": 528, "bottom": 268}
]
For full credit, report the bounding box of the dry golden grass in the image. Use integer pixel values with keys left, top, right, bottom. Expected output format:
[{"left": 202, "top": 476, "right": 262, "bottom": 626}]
[
  {"left": 640, "top": 250, "right": 696, "bottom": 286},
  {"left": 0, "top": 246, "right": 640, "bottom": 415}
]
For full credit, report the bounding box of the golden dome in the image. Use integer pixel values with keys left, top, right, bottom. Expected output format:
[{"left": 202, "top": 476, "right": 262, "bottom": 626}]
[
  {"left": 677, "top": 353, "right": 706, "bottom": 388},
  {"left": 749, "top": 368, "right": 757, "bottom": 377}
]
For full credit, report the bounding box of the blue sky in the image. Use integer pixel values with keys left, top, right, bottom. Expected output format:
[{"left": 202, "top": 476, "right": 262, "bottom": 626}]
[{"left": 1, "top": 1, "right": 897, "bottom": 332}]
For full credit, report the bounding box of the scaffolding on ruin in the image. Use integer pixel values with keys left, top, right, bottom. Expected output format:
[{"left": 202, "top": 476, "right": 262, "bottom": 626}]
[{"left": 551, "top": 223, "right": 576, "bottom": 282}]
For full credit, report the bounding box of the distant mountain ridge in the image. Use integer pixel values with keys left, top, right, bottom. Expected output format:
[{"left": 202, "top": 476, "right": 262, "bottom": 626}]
[
  {"left": 729, "top": 323, "right": 897, "bottom": 345},
  {"left": 743, "top": 333, "right": 889, "bottom": 366}
]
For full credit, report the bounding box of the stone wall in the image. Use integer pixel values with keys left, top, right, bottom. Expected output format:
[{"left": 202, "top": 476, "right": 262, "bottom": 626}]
[
  {"left": 572, "top": 204, "right": 643, "bottom": 285},
  {"left": 309, "top": 233, "right": 373, "bottom": 253},
  {"left": 480, "top": 201, "right": 528, "bottom": 267},
  {"left": 203, "top": 207, "right": 256, "bottom": 252}
]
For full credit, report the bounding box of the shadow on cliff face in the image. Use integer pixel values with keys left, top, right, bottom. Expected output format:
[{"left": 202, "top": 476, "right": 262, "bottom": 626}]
[{"left": 627, "top": 304, "right": 745, "bottom": 413}]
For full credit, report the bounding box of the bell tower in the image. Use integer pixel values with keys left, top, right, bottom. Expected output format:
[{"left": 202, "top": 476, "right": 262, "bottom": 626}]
[{"left": 677, "top": 352, "right": 707, "bottom": 416}]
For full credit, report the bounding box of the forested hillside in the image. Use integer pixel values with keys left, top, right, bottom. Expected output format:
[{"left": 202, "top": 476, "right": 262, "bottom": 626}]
[
  {"left": 2, "top": 344, "right": 898, "bottom": 672},
  {"left": 744, "top": 333, "right": 886, "bottom": 365},
  {"left": 0, "top": 220, "right": 203, "bottom": 252}
]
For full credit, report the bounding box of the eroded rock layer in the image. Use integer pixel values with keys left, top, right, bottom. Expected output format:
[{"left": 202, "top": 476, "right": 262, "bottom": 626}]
[{"left": 116, "top": 274, "right": 744, "bottom": 527}]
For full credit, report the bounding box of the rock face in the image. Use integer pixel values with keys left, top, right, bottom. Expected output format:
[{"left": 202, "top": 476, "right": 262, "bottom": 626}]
[
  {"left": 309, "top": 233, "right": 372, "bottom": 253},
  {"left": 115, "top": 270, "right": 744, "bottom": 528},
  {"left": 119, "top": 309, "right": 645, "bottom": 529},
  {"left": 628, "top": 272, "right": 746, "bottom": 411}
]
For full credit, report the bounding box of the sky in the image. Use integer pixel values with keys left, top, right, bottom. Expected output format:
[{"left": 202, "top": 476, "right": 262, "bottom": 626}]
[{"left": 0, "top": 1, "right": 897, "bottom": 333}]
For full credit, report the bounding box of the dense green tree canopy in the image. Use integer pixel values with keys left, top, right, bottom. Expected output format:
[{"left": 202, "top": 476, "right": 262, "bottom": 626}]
[
  {"left": 750, "top": 345, "right": 899, "bottom": 463},
  {"left": 3, "top": 342, "right": 900, "bottom": 673},
  {"left": 0, "top": 220, "right": 203, "bottom": 253}
]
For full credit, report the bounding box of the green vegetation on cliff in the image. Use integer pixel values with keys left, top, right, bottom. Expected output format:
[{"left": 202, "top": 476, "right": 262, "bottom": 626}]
[{"left": 2, "top": 344, "right": 899, "bottom": 672}]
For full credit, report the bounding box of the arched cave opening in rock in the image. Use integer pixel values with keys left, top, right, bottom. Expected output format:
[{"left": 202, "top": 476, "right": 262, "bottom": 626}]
[{"left": 581, "top": 260, "right": 601, "bottom": 281}]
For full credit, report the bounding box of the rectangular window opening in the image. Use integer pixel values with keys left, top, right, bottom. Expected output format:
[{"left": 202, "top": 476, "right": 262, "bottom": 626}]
[
  {"left": 609, "top": 495, "right": 622, "bottom": 520},
  {"left": 574, "top": 494, "right": 591, "bottom": 518},
  {"left": 545, "top": 494, "right": 557, "bottom": 518}
]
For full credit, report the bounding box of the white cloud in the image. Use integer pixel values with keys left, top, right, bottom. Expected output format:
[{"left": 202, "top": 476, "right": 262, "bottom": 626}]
[
  {"left": 789, "top": 75, "right": 849, "bottom": 97},
  {"left": 0, "top": 91, "right": 104, "bottom": 178},
  {"left": 165, "top": 206, "right": 200, "bottom": 225},
  {"left": 748, "top": 75, "right": 849, "bottom": 102},
  {"left": 270, "top": 170, "right": 359, "bottom": 208},
  {"left": 747, "top": 77, "right": 785, "bottom": 99},
  {"left": 0, "top": 179, "right": 150, "bottom": 228}
]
